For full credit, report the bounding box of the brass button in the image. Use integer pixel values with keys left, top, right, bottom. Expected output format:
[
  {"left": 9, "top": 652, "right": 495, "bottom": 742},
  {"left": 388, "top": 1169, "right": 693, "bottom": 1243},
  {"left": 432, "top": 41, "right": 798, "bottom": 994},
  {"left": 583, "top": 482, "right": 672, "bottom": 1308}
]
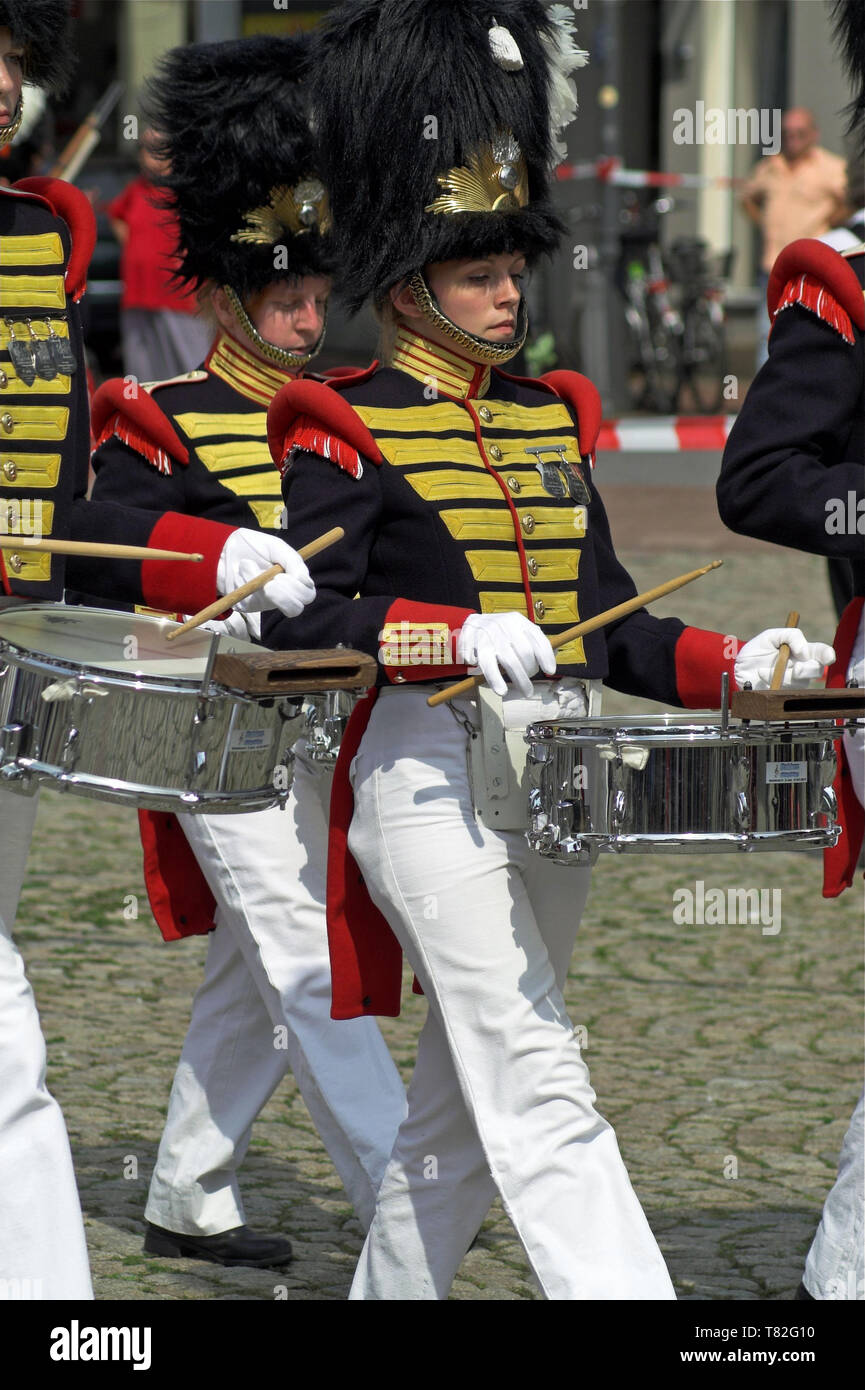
[
  {"left": 478, "top": 405, "right": 493, "bottom": 423},
  {"left": 0, "top": 370, "right": 7, "bottom": 388},
  {"left": 489, "top": 444, "right": 503, "bottom": 462},
  {"left": 7, "top": 552, "right": 23, "bottom": 573},
  {"left": 5, "top": 501, "right": 19, "bottom": 527},
  {"left": 521, "top": 513, "right": 535, "bottom": 535},
  {"left": 393, "top": 672, "right": 407, "bottom": 684},
  {"left": 1, "top": 413, "right": 13, "bottom": 434},
  {"left": 2, "top": 460, "right": 17, "bottom": 481},
  {"left": 534, "top": 599, "right": 546, "bottom": 618},
  {"left": 527, "top": 555, "right": 538, "bottom": 576},
  {"left": 507, "top": 475, "right": 521, "bottom": 494}
]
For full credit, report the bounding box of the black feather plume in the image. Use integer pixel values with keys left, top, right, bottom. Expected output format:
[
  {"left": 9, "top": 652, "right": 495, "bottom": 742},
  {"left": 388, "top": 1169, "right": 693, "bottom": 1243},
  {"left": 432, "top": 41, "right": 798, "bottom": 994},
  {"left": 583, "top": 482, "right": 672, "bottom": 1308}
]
[
  {"left": 311, "top": 0, "right": 567, "bottom": 312},
  {"left": 143, "top": 35, "right": 330, "bottom": 296},
  {"left": 832, "top": 0, "right": 865, "bottom": 145},
  {"left": 0, "top": 0, "right": 73, "bottom": 94}
]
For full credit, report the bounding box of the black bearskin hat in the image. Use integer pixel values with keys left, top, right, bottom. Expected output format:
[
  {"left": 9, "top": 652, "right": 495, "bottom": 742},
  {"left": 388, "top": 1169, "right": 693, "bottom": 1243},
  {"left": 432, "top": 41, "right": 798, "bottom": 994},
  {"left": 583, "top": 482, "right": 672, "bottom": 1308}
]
[
  {"left": 143, "top": 34, "right": 331, "bottom": 298},
  {"left": 832, "top": 0, "right": 865, "bottom": 146},
  {"left": 311, "top": 0, "right": 587, "bottom": 312},
  {"left": 0, "top": 0, "right": 72, "bottom": 94}
]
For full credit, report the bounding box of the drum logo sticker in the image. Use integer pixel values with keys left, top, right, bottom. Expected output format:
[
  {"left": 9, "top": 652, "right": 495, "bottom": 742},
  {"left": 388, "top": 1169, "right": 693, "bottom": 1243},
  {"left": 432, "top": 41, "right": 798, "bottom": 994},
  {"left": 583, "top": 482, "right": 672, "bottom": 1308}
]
[
  {"left": 229, "top": 728, "right": 273, "bottom": 752},
  {"left": 765, "top": 761, "right": 807, "bottom": 783}
]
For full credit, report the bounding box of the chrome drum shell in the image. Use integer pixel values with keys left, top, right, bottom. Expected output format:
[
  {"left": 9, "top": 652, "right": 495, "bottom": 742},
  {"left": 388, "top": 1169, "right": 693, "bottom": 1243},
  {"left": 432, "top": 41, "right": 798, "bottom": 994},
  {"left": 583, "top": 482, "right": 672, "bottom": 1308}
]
[
  {"left": 0, "top": 606, "right": 308, "bottom": 812},
  {"left": 525, "top": 713, "right": 841, "bottom": 865}
]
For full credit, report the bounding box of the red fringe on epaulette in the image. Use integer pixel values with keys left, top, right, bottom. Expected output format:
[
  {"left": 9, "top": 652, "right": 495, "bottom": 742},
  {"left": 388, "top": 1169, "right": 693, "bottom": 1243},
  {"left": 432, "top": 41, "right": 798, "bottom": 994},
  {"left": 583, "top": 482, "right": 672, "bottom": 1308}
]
[
  {"left": 94, "top": 413, "right": 174, "bottom": 476},
  {"left": 281, "top": 415, "right": 364, "bottom": 480},
  {"left": 773, "top": 274, "right": 855, "bottom": 345}
]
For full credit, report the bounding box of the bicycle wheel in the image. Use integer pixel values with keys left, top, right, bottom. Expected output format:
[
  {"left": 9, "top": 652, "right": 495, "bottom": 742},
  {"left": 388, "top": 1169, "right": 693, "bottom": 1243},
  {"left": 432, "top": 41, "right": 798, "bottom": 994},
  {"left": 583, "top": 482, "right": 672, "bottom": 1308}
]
[
  {"left": 643, "top": 298, "right": 680, "bottom": 413},
  {"left": 683, "top": 296, "right": 727, "bottom": 413}
]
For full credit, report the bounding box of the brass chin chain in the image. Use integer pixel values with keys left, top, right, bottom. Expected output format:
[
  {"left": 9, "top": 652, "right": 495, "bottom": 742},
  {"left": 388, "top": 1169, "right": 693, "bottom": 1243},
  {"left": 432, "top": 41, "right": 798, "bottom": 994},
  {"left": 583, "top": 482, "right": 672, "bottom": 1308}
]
[
  {"left": 407, "top": 272, "right": 528, "bottom": 364},
  {"left": 223, "top": 285, "right": 326, "bottom": 371},
  {"left": 0, "top": 98, "right": 24, "bottom": 149}
]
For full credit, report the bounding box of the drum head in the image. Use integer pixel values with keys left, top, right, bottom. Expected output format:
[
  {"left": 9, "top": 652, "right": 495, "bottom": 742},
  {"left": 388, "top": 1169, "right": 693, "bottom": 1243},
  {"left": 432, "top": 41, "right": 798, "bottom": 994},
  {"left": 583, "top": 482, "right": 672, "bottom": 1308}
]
[{"left": 0, "top": 605, "right": 261, "bottom": 678}]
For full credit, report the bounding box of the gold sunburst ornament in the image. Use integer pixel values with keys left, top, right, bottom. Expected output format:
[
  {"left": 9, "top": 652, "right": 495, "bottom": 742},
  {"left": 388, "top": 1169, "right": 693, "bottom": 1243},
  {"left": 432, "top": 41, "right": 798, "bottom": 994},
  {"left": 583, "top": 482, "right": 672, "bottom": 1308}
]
[
  {"left": 231, "top": 179, "right": 332, "bottom": 246},
  {"left": 425, "top": 133, "right": 529, "bottom": 218}
]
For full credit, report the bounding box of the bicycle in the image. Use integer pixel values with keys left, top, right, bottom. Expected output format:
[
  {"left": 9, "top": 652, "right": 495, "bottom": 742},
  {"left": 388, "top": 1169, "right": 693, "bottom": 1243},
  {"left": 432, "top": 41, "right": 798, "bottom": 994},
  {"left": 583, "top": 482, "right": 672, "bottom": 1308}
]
[
  {"left": 616, "top": 195, "right": 682, "bottom": 412},
  {"left": 666, "top": 236, "right": 735, "bottom": 414}
]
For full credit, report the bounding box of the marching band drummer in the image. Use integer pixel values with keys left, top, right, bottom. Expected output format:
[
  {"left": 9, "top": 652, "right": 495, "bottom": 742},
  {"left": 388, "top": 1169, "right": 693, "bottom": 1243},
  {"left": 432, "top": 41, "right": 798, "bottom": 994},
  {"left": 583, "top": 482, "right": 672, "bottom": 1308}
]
[
  {"left": 718, "top": 0, "right": 864, "bottom": 1303},
  {"left": 262, "top": 0, "right": 837, "bottom": 1300},
  {"left": 0, "top": 3, "right": 315, "bottom": 1299},
  {"left": 85, "top": 35, "right": 406, "bottom": 1269}
]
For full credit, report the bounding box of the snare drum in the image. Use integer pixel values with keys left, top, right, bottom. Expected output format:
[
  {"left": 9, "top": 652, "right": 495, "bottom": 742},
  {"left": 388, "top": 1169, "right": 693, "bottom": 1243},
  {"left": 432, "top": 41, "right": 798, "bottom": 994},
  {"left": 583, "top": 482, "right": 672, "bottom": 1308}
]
[
  {"left": 0, "top": 605, "right": 308, "bottom": 812},
  {"left": 302, "top": 689, "right": 356, "bottom": 764},
  {"left": 526, "top": 713, "right": 841, "bottom": 864}
]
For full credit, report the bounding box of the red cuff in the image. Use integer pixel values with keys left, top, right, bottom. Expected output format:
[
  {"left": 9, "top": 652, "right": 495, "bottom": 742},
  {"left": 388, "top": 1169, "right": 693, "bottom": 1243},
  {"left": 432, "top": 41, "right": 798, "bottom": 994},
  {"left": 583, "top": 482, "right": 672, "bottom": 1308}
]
[
  {"left": 379, "top": 600, "right": 475, "bottom": 683},
  {"left": 675, "top": 626, "right": 737, "bottom": 708},
  {"left": 141, "top": 513, "right": 235, "bottom": 613}
]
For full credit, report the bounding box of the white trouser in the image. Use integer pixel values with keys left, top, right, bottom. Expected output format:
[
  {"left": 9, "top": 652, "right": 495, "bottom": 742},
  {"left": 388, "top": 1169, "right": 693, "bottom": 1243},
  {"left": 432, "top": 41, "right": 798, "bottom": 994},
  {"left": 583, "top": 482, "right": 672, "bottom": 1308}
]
[
  {"left": 804, "top": 1089, "right": 864, "bottom": 1299},
  {"left": 803, "top": 614, "right": 864, "bottom": 1299},
  {"left": 145, "top": 749, "right": 406, "bottom": 1236},
  {"left": 0, "top": 784, "right": 93, "bottom": 1300},
  {"left": 346, "top": 688, "right": 675, "bottom": 1300}
]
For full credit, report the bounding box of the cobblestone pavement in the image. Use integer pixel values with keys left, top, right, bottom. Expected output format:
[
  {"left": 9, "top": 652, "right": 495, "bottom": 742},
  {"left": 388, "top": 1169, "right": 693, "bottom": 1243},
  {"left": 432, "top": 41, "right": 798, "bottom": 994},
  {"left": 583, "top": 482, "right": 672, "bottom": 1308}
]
[{"left": 14, "top": 537, "right": 863, "bottom": 1302}]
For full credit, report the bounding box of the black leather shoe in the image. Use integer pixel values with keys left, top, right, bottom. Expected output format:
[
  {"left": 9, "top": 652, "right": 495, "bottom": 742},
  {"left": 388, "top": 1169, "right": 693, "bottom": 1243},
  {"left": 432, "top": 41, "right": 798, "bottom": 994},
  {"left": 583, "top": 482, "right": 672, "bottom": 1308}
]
[
  {"left": 794, "top": 1280, "right": 814, "bottom": 1300},
  {"left": 143, "top": 1221, "right": 293, "bottom": 1269}
]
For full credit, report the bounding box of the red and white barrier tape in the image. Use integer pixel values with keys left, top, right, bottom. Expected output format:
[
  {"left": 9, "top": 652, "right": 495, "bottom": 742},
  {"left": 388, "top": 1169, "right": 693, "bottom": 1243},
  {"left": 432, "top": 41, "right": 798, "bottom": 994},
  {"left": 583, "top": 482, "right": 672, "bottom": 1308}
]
[
  {"left": 557, "top": 157, "right": 742, "bottom": 190},
  {"left": 597, "top": 415, "right": 736, "bottom": 452}
]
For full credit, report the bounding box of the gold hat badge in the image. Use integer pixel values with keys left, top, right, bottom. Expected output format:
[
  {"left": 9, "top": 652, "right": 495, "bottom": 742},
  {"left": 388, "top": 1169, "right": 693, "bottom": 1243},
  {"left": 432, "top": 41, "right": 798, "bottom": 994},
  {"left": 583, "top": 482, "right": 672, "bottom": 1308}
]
[
  {"left": 231, "top": 179, "right": 332, "bottom": 245},
  {"left": 425, "top": 133, "right": 529, "bottom": 217}
]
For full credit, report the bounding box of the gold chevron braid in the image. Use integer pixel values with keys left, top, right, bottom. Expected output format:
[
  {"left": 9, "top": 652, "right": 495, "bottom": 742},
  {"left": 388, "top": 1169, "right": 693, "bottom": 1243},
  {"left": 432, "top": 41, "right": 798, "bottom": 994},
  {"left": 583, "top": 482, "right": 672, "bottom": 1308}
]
[
  {"left": 408, "top": 275, "right": 527, "bottom": 365},
  {"left": 425, "top": 144, "right": 529, "bottom": 217}
]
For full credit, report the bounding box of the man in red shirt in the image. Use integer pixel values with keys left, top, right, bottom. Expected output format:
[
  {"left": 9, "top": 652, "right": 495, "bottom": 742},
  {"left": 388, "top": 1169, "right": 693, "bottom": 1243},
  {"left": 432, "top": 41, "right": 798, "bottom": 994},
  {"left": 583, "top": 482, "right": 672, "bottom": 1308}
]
[{"left": 108, "top": 126, "right": 211, "bottom": 382}]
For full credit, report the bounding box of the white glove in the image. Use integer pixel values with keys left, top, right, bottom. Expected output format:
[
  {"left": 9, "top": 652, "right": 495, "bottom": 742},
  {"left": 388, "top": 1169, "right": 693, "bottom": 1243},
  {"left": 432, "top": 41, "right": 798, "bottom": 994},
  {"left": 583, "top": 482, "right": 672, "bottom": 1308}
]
[
  {"left": 217, "top": 529, "right": 315, "bottom": 618},
  {"left": 189, "top": 610, "right": 262, "bottom": 642},
  {"left": 734, "top": 628, "right": 836, "bottom": 690},
  {"left": 457, "top": 612, "right": 557, "bottom": 698}
]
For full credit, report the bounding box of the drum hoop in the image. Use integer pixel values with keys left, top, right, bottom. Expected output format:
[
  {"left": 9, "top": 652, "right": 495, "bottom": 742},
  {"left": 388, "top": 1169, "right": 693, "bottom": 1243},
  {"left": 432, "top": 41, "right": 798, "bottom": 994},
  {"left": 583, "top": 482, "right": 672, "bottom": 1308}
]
[{"left": 525, "top": 718, "right": 842, "bottom": 745}]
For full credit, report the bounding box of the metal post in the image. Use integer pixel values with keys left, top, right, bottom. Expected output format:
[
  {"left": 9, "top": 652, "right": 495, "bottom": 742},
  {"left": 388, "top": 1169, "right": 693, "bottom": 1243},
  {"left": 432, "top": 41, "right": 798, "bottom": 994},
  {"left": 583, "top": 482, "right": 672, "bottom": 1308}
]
[{"left": 581, "top": 0, "right": 630, "bottom": 413}]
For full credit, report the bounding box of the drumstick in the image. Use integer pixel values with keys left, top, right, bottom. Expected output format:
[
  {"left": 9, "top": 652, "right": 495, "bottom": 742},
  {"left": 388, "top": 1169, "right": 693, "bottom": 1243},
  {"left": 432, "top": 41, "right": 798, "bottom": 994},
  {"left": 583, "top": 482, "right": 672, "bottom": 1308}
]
[
  {"left": 0, "top": 536, "right": 203, "bottom": 562},
  {"left": 166, "top": 526, "right": 345, "bottom": 641},
  {"left": 769, "top": 611, "right": 800, "bottom": 690},
  {"left": 427, "top": 560, "right": 724, "bottom": 708}
]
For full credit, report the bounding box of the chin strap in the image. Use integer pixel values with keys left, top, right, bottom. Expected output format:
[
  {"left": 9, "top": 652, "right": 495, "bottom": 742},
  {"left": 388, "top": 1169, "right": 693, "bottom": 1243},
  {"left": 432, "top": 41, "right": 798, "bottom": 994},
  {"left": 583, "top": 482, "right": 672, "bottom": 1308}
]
[
  {"left": 223, "top": 284, "right": 326, "bottom": 371},
  {"left": 407, "top": 271, "right": 529, "bottom": 364},
  {"left": 0, "top": 97, "right": 24, "bottom": 149}
]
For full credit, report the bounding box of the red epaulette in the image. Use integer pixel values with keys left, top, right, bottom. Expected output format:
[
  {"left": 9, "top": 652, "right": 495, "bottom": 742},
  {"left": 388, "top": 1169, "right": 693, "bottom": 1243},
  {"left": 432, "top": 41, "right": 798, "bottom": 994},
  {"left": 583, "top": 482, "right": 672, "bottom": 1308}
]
[
  {"left": 91, "top": 378, "right": 192, "bottom": 475},
  {"left": 267, "top": 376, "right": 383, "bottom": 480},
  {"left": 492, "top": 366, "right": 602, "bottom": 467},
  {"left": 768, "top": 238, "right": 865, "bottom": 346},
  {"left": 539, "top": 370, "right": 603, "bottom": 467},
  {"left": 13, "top": 177, "right": 97, "bottom": 304}
]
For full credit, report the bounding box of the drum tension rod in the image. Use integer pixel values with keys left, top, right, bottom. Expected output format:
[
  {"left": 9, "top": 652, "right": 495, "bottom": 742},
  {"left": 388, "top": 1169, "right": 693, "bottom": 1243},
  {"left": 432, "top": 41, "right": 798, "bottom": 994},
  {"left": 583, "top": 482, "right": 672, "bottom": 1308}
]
[{"left": 198, "top": 632, "right": 220, "bottom": 709}]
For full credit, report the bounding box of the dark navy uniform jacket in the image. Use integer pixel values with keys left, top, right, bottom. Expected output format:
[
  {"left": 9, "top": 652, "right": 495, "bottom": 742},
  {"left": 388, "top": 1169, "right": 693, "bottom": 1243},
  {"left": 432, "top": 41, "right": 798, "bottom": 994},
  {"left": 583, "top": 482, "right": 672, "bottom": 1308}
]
[
  {"left": 718, "top": 241, "right": 864, "bottom": 597},
  {"left": 0, "top": 178, "right": 237, "bottom": 613},
  {"left": 263, "top": 324, "right": 735, "bottom": 707},
  {"left": 82, "top": 331, "right": 294, "bottom": 611}
]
